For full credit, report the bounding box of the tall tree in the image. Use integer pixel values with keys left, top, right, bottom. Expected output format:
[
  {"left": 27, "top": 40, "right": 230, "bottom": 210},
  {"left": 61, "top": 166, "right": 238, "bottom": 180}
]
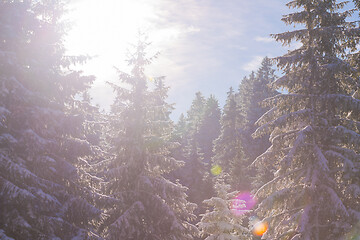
[
  {"left": 183, "top": 136, "right": 210, "bottom": 215},
  {"left": 253, "top": 1, "right": 360, "bottom": 239},
  {"left": 167, "top": 114, "right": 187, "bottom": 184},
  {"left": 0, "top": 1, "right": 101, "bottom": 239},
  {"left": 212, "top": 88, "right": 248, "bottom": 191},
  {"left": 198, "top": 95, "right": 221, "bottom": 163},
  {"left": 101, "top": 38, "right": 198, "bottom": 239},
  {"left": 238, "top": 58, "right": 276, "bottom": 164},
  {"left": 172, "top": 113, "right": 187, "bottom": 149},
  {"left": 186, "top": 91, "right": 206, "bottom": 144},
  {"left": 240, "top": 58, "right": 277, "bottom": 190},
  {"left": 172, "top": 92, "right": 213, "bottom": 217}
]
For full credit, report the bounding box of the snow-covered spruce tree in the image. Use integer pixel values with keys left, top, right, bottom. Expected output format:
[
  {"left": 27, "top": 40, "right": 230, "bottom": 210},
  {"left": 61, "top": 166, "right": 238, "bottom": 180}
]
[
  {"left": 172, "top": 113, "right": 187, "bottom": 153},
  {"left": 0, "top": 1, "right": 102, "bottom": 239},
  {"left": 236, "top": 58, "right": 277, "bottom": 190},
  {"left": 345, "top": 1, "right": 360, "bottom": 92},
  {"left": 235, "top": 73, "right": 257, "bottom": 189},
  {"left": 101, "top": 38, "right": 198, "bottom": 240},
  {"left": 212, "top": 88, "right": 248, "bottom": 191},
  {"left": 198, "top": 95, "right": 221, "bottom": 164},
  {"left": 166, "top": 114, "right": 187, "bottom": 184},
  {"left": 237, "top": 58, "right": 276, "bottom": 165},
  {"left": 183, "top": 135, "right": 212, "bottom": 217},
  {"left": 253, "top": 1, "right": 360, "bottom": 239},
  {"left": 198, "top": 174, "right": 251, "bottom": 240},
  {"left": 186, "top": 92, "right": 207, "bottom": 141},
  {"left": 173, "top": 92, "right": 213, "bottom": 217},
  {"left": 170, "top": 92, "right": 205, "bottom": 185},
  {"left": 79, "top": 92, "right": 104, "bottom": 148},
  {"left": 73, "top": 91, "right": 111, "bottom": 224}
]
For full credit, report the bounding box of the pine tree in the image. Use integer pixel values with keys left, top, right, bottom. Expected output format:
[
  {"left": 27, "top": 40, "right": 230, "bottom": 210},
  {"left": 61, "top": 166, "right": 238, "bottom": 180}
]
[
  {"left": 253, "top": 1, "right": 360, "bottom": 239},
  {"left": 166, "top": 114, "right": 187, "bottom": 184},
  {"left": 238, "top": 58, "right": 276, "bottom": 164},
  {"left": 346, "top": 1, "right": 360, "bottom": 95},
  {"left": 101, "top": 38, "right": 198, "bottom": 239},
  {"left": 172, "top": 113, "right": 187, "bottom": 149},
  {"left": 198, "top": 174, "right": 251, "bottom": 240},
  {"left": 236, "top": 58, "right": 277, "bottom": 190},
  {"left": 0, "top": 1, "right": 101, "bottom": 239},
  {"left": 198, "top": 95, "right": 221, "bottom": 163},
  {"left": 185, "top": 91, "right": 206, "bottom": 148},
  {"left": 183, "top": 137, "right": 210, "bottom": 213},
  {"left": 212, "top": 88, "right": 248, "bottom": 191},
  {"left": 172, "top": 92, "right": 213, "bottom": 218},
  {"left": 79, "top": 92, "right": 104, "bottom": 147}
]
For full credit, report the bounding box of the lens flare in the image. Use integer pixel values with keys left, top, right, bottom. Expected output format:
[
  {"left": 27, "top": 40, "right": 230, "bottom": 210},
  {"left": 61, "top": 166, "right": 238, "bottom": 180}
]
[
  {"left": 231, "top": 192, "right": 256, "bottom": 216},
  {"left": 253, "top": 221, "right": 268, "bottom": 236},
  {"left": 210, "top": 164, "right": 222, "bottom": 176}
]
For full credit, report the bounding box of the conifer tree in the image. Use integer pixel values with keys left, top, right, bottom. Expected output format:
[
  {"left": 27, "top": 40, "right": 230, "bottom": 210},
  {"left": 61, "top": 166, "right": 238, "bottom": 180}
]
[
  {"left": 183, "top": 137, "right": 209, "bottom": 212},
  {"left": 253, "top": 1, "right": 360, "bottom": 239},
  {"left": 198, "top": 174, "right": 251, "bottom": 240},
  {"left": 232, "top": 59, "right": 277, "bottom": 192},
  {"left": 345, "top": 1, "right": 360, "bottom": 92},
  {"left": 0, "top": 1, "right": 102, "bottom": 239},
  {"left": 238, "top": 58, "right": 276, "bottom": 164},
  {"left": 101, "top": 38, "right": 198, "bottom": 239},
  {"left": 237, "top": 58, "right": 277, "bottom": 190},
  {"left": 167, "top": 114, "right": 187, "bottom": 184},
  {"left": 173, "top": 92, "right": 214, "bottom": 217},
  {"left": 212, "top": 88, "right": 248, "bottom": 191},
  {"left": 198, "top": 95, "right": 221, "bottom": 163},
  {"left": 186, "top": 92, "right": 206, "bottom": 144},
  {"left": 172, "top": 113, "right": 187, "bottom": 149}
]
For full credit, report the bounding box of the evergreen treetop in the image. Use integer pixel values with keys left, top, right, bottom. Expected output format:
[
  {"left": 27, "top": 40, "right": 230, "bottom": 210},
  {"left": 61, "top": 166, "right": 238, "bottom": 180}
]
[
  {"left": 102, "top": 37, "right": 198, "bottom": 239},
  {"left": 253, "top": 1, "right": 360, "bottom": 239},
  {"left": 198, "top": 174, "right": 251, "bottom": 240}
]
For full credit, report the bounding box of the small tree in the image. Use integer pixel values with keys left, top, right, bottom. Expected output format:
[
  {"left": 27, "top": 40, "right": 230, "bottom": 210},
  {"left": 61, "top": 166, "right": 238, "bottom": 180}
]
[{"left": 198, "top": 174, "right": 251, "bottom": 240}]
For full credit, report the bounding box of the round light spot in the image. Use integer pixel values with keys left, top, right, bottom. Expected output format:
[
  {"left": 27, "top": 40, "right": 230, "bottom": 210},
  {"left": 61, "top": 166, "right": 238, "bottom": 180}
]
[
  {"left": 231, "top": 192, "right": 257, "bottom": 216},
  {"left": 210, "top": 164, "right": 222, "bottom": 176},
  {"left": 253, "top": 221, "right": 268, "bottom": 237}
]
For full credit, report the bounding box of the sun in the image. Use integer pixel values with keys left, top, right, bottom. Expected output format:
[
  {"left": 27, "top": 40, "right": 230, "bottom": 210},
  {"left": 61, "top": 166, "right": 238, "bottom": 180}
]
[
  {"left": 65, "top": 0, "right": 157, "bottom": 57},
  {"left": 63, "top": 0, "right": 185, "bottom": 110}
]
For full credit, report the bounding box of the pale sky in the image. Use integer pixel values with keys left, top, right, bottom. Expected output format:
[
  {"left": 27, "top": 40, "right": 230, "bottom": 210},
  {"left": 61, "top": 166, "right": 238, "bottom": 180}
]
[{"left": 65, "top": 0, "right": 299, "bottom": 119}]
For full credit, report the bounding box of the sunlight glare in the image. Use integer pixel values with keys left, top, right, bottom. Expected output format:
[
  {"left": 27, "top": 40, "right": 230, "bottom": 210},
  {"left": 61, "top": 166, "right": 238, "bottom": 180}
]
[
  {"left": 63, "top": 0, "right": 201, "bottom": 112},
  {"left": 65, "top": 0, "right": 156, "bottom": 57}
]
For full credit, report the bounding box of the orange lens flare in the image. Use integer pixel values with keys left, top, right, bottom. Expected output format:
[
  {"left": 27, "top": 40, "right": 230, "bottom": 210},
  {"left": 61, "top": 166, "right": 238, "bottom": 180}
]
[{"left": 253, "top": 221, "right": 268, "bottom": 236}]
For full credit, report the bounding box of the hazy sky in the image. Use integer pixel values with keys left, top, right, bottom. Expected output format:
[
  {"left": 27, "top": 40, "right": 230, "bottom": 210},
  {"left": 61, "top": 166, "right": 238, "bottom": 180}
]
[{"left": 65, "top": 0, "right": 299, "bottom": 119}]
